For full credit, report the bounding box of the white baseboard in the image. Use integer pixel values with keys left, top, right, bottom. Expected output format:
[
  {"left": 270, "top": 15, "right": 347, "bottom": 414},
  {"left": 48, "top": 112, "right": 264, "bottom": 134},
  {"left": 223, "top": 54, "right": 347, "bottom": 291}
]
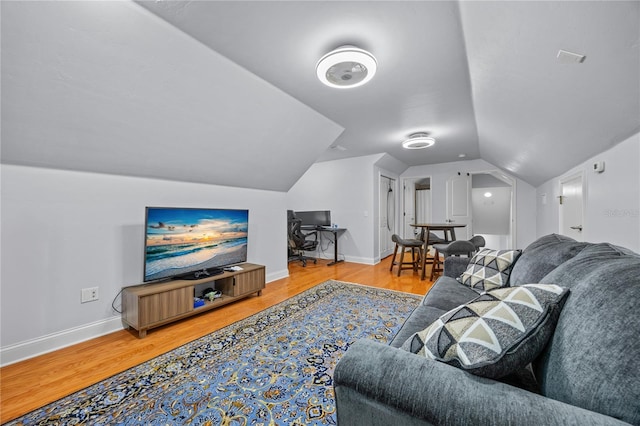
[
  {"left": 1, "top": 267, "right": 363, "bottom": 366},
  {"left": 0, "top": 316, "right": 124, "bottom": 367},
  {"left": 266, "top": 268, "right": 289, "bottom": 282},
  {"left": 342, "top": 255, "right": 376, "bottom": 265},
  {"left": 2, "top": 270, "right": 290, "bottom": 366},
  {"left": 310, "top": 253, "right": 376, "bottom": 265}
]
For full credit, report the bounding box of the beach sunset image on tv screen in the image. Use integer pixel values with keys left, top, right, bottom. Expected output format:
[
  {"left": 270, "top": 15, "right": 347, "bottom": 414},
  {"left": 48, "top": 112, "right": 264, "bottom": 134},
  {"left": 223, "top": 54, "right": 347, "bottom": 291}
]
[{"left": 144, "top": 207, "right": 248, "bottom": 281}]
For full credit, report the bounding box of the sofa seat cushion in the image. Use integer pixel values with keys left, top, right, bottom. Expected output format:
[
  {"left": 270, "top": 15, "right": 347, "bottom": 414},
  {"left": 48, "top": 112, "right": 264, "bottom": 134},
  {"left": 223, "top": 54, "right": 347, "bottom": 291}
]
[
  {"left": 403, "top": 284, "right": 569, "bottom": 379},
  {"left": 390, "top": 277, "right": 486, "bottom": 348},
  {"left": 509, "top": 234, "right": 588, "bottom": 286},
  {"left": 389, "top": 305, "right": 447, "bottom": 349},
  {"left": 458, "top": 248, "right": 522, "bottom": 291},
  {"left": 536, "top": 243, "right": 640, "bottom": 425}
]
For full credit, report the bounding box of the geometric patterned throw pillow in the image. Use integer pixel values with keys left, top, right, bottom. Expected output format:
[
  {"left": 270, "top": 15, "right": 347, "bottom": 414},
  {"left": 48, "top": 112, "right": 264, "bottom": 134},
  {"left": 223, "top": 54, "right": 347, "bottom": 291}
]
[
  {"left": 458, "top": 248, "right": 522, "bottom": 291},
  {"left": 403, "top": 284, "right": 569, "bottom": 378}
]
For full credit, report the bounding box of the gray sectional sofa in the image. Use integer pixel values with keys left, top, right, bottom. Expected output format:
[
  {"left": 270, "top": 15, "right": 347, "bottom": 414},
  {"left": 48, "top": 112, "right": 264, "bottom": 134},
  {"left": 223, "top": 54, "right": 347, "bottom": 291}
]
[{"left": 334, "top": 234, "right": 640, "bottom": 425}]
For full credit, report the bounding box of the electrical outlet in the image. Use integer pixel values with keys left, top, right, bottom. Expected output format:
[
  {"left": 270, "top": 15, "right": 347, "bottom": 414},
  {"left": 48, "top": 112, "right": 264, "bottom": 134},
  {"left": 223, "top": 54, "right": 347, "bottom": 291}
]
[{"left": 81, "top": 287, "right": 99, "bottom": 303}]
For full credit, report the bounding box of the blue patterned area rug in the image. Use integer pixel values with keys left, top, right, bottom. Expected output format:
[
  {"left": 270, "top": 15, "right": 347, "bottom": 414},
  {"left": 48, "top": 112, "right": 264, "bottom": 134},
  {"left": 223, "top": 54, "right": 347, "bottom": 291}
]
[{"left": 9, "top": 280, "right": 421, "bottom": 426}]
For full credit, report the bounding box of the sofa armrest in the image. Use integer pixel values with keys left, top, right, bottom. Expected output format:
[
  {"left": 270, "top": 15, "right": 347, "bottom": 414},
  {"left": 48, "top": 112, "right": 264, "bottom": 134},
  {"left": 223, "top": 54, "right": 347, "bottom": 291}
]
[
  {"left": 334, "top": 339, "right": 630, "bottom": 426},
  {"left": 443, "top": 256, "right": 469, "bottom": 278}
]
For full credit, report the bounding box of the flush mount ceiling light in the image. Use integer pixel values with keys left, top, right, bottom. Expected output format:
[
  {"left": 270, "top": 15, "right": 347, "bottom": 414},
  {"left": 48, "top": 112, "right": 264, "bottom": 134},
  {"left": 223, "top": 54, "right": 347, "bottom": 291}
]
[
  {"left": 316, "top": 45, "right": 377, "bottom": 89},
  {"left": 402, "top": 133, "right": 435, "bottom": 149}
]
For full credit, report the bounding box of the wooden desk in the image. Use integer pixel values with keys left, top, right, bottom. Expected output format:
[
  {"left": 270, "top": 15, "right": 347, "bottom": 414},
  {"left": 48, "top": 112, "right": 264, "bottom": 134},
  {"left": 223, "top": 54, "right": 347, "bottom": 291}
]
[{"left": 410, "top": 223, "right": 467, "bottom": 280}]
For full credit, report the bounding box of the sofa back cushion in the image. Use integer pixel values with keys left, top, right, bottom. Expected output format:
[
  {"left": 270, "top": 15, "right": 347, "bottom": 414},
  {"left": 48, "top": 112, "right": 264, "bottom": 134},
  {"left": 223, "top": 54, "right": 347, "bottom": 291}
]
[
  {"left": 536, "top": 243, "right": 640, "bottom": 424},
  {"left": 509, "top": 234, "right": 588, "bottom": 286}
]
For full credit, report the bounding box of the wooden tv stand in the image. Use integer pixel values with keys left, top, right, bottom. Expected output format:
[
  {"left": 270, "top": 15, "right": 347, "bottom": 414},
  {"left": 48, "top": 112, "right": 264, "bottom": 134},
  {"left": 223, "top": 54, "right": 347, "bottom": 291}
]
[{"left": 121, "top": 263, "right": 265, "bottom": 338}]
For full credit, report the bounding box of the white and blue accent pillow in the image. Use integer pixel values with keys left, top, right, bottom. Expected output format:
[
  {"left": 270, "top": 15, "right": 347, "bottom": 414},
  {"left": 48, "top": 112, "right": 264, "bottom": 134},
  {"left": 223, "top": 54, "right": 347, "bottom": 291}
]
[{"left": 458, "top": 248, "right": 522, "bottom": 291}]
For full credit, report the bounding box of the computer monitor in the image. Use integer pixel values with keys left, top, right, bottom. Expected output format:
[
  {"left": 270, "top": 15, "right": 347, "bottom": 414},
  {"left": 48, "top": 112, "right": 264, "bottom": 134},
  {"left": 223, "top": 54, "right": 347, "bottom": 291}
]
[{"left": 295, "top": 210, "right": 331, "bottom": 227}]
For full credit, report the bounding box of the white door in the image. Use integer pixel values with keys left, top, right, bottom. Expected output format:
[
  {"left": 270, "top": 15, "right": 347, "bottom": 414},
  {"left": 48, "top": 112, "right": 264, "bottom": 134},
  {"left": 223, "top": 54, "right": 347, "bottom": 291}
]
[
  {"left": 560, "top": 174, "right": 584, "bottom": 240},
  {"left": 446, "top": 173, "right": 472, "bottom": 239}
]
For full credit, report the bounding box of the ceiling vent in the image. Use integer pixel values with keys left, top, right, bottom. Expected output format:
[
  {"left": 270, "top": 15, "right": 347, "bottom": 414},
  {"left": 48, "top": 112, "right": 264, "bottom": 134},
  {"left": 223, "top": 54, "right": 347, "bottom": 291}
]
[{"left": 557, "top": 49, "right": 586, "bottom": 63}]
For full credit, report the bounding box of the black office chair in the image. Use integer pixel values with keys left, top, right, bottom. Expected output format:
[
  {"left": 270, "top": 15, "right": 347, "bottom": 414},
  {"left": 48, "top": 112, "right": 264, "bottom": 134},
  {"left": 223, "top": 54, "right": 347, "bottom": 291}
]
[{"left": 288, "top": 215, "right": 319, "bottom": 267}]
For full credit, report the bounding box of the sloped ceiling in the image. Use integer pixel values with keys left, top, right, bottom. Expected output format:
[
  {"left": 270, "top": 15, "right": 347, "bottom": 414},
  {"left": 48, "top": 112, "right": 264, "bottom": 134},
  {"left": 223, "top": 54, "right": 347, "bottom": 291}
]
[
  {"left": 135, "top": 0, "right": 481, "bottom": 170},
  {"left": 459, "top": 1, "right": 640, "bottom": 185},
  {"left": 0, "top": 1, "right": 343, "bottom": 191},
  {"left": 2, "top": 1, "right": 639, "bottom": 190}
]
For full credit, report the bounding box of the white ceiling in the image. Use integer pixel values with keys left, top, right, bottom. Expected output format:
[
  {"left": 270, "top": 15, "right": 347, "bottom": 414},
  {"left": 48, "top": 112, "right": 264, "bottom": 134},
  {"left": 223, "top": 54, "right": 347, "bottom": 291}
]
[{"left": 2, "top": 1, "right": 639, "bottom": 190}]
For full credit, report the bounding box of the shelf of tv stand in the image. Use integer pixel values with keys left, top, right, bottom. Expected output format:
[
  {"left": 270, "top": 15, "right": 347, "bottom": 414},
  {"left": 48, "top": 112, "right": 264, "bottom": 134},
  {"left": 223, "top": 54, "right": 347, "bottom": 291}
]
[{"left": 121, "top": 263, "right": 265, "bottom": 338}]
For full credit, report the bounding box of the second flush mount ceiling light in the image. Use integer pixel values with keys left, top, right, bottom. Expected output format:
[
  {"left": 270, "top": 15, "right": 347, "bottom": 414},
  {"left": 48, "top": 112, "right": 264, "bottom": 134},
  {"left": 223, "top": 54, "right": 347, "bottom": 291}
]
[{"left": 402, "top": 133, "right": 436, "bottom": 149}]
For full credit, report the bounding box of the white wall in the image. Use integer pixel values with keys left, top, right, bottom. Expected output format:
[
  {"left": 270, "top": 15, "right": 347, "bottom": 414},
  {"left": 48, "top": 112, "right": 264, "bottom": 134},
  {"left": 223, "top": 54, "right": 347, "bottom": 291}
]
[
  {"left": 0, "top": 165, "right": 288, "bottom": 364},
  {"left": 287, "top": 155, "right": 380, "bottom": 264},
  {"left": 473, "top": 185, "right": 511, "bottom": 251},
  {"left": 472, "top": 187, "right": 511, "bottom": 234},
  {"left": 401, "top": 159, "right": 538, "bottom": 249},
  {"left": 536, "top": 132, "right": 640, "bottom": 252}
]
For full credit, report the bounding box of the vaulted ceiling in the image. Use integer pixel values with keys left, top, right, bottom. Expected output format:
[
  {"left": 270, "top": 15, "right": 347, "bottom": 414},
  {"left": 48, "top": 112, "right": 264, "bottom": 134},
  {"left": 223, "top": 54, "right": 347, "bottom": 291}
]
[{"left": 2, "top": 1, "right": 639, "bottom": 191}]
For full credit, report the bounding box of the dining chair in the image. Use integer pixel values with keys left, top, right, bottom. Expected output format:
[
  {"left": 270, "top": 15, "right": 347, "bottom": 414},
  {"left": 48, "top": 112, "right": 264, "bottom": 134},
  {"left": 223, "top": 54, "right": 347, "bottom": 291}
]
[
  {"left": 430, "top": 239, "right": 477, "bottom": 281},
  {"left": 389, "top": 234, "right": 424, "bottom": 276}
]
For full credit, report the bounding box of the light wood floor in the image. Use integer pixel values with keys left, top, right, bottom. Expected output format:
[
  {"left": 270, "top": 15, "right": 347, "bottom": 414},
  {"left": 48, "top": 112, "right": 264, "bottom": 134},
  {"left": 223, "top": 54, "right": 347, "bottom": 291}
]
[{"left": 0, "top": 257, "right": 434, "bottom": 423}]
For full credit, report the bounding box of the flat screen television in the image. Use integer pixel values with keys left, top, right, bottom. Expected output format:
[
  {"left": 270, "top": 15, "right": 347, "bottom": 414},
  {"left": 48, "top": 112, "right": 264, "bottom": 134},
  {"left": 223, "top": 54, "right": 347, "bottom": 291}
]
[
  {"left": 295, "top": 210, "right": 331, "bottom": 227},
  {"left": 144, "top": 207, "right": 248, "bottom": 282}
]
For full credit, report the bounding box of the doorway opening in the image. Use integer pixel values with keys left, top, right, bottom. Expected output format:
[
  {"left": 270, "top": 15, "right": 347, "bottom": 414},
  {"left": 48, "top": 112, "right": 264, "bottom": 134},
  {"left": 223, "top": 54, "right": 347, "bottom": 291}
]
[
  {"left": 470, "top": 171, "right": 516, "bottom": 249},
  {"left": 402, "top": 177, "right": 432, "bottom": 239},
  {"left": 379, "top": 175, "right": 396, "bottom": 258}
]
